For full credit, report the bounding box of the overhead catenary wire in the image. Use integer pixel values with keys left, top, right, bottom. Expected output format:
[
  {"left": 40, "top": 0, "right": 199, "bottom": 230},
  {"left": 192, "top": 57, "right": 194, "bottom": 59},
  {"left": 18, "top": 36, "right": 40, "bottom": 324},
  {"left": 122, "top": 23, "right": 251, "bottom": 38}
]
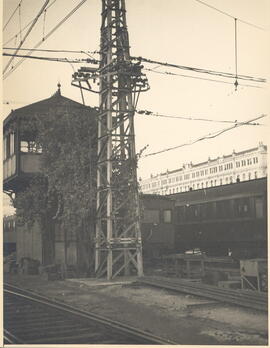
[
  {"left": 144, "top": 67, "right": 262, "bottom": 89},
  {"left": 18, "top": 1, "right": 22, "bottom": 42},
  {"left": 132, "top": 56, "right": 266, "bottom": 83},
  {"left": 42, "top": 9, "right": 47, "bottom": 40},
  {"left": 3, "top": 0, "right": 57, "bottom": 46},
  {"left": 136, "top": 109, "right": 264, "bottom": 126},
  {"left": 142, "top": 114, "right": 267, "bottom": 158},
  {"left": 3, "top": 52, "right": 99, "bottom": 65},
  {"left": 234, "top": 18, "right": 238, "bottom": 91},
  {"left": 3, "top": 0, "right": 23, "bottom": 31},
  {"left": 193, "top": 0, "right": 266, "bottom": 31},
  {"left": 3, "top": 0, "right": 88, "bottom": 80},
  {"left": 3, "top": 0, "right": 50, "bottom": 75},
  {"left": 3, "top": 47, "right": 99, "bottom": 55}
]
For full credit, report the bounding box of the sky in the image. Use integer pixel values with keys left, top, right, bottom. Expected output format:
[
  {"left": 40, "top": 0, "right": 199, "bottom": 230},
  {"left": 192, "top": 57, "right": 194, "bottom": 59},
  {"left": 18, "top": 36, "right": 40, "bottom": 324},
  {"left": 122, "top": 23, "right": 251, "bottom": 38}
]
[{"left": 2, "top": 0, "right": 270, "bottom": 214}]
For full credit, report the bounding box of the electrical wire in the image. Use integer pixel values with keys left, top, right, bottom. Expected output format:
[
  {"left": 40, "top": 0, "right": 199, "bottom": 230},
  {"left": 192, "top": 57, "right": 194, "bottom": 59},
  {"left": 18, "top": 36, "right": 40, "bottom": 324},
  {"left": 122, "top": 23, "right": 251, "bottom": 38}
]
[
  {"left": 3, "top": 52, "right": 99, "bottom": 64},
  {"left": 3, "top": 47, "right": 99, "bottom": 55},
  {"left": 4, "top": 50, "right": 262, "bottom": 89},
  {"left": 144, "top": 67, "right": 262, "bottom": 89},
  {"left": 3, "top": 0, "right": 57, "bottom": 46},
  {"left": 142, "top": 114, "right": 267, "bottom": 158},
  {"left": 42, "top": 9, "right": 47, "bottom": 40},
  {"left": 193, "top": 0, "right": 266, "bottom": 31},
  {"left": 3, "top": 0, "right": 50, "bottom": 75},
  {"left": 3, "top": 0, "right": 88, "bottom": 80},
  {"left": 136, "top": 109, "right": 264, "bottom": 126},
  {"left": 3, "top": 0, "right": 23, "bottom": 31},
  {"left": 18, "top": 2, "right": 22, "bottom": 42},
  {"left": 132, "top": 56, "right": 266, "bottom": 83},
  {"left": 234, "top": 18, "right": 238, "bottom": 91}
]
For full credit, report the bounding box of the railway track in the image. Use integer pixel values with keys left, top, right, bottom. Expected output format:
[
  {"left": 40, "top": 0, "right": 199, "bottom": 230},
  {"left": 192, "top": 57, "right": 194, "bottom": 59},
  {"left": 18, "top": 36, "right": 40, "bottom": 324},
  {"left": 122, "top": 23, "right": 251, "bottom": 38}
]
[
  {"left": 138, "top": 276, "right": 268, "bottom": 312},
  {"left": 4, "top": 283, "right": 176, "bottom": 345}
]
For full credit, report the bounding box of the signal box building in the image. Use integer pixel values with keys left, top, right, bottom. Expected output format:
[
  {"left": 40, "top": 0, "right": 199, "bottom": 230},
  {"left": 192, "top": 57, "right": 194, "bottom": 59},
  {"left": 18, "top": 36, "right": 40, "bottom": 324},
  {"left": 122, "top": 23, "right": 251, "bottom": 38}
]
[{"left": 3, "top": 86, "right": 97, "bottom": 270}]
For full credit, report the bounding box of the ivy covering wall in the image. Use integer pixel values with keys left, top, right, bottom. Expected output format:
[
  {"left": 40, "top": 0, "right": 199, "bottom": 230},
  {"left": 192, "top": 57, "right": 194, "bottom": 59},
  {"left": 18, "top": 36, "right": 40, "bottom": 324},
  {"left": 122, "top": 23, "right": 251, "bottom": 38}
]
[{"left": 13, "top": 103, "right": 98, "bottom": 270}]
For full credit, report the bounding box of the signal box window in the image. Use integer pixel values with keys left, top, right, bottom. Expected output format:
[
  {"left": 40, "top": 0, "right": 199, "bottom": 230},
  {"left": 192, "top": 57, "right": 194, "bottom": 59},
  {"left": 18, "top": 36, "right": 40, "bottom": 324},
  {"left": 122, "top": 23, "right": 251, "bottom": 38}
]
[
  {"left": 163, "top": 209, "right": 172, "bottom": 223},
  {"left": 20, "top": 140, "right": 42, "bottom": 153},
  {"left": 3, "top": 133, "right": 15, "bottom": 159}
]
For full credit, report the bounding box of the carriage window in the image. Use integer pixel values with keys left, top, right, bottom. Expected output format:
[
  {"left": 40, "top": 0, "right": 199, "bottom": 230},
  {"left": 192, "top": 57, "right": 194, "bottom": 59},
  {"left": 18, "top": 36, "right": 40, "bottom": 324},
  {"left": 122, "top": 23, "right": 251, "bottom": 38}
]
[
  {"left": 177, "top": 206, "right": 186, "bottom": 222},
  {"left": 216, "top": 200, "right": 230, "bottom": 218},
  {"left": 143, "top": 209, "right": 160, "bottom": 224},
  {"left": 255, "top": 198, "right": 263, "bottom": 218},
  {"left": 235, "top": 198, "right": 250, "bottom": 217},
  {"left": 163, "top": 209, "right": 172, "bottom": 223}
]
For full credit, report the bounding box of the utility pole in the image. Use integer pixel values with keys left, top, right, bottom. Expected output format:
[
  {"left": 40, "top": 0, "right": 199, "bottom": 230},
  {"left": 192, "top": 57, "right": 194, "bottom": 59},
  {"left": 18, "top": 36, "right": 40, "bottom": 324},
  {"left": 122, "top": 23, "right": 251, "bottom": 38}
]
[{"left": 72, "top": 0, "right": 149, "bottom": 279}]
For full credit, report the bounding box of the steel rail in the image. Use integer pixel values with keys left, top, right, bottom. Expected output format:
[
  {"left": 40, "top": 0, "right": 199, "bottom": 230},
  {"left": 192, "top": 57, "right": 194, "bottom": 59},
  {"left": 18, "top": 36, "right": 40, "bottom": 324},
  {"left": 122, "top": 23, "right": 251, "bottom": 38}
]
[
  {"left": 140, "top": 279, "right": 266, "bottom": 311},
  {"left": 144, "top": 276, "right": 267, "bottom": 301},
  {"left": 4, "top": 283, "right": 176, "bottom": 345},
  {"left": 4, "top": 329, "right": 22, "bottom": 344},
  {"left": 141, "top": 276, "right": 268, "bottom": 302},
  {"left": 142, "top": 277, "right": 267, "bottom": 305},
  {"left": 139, "top": 277, "right": 267, "bottom": 312}
]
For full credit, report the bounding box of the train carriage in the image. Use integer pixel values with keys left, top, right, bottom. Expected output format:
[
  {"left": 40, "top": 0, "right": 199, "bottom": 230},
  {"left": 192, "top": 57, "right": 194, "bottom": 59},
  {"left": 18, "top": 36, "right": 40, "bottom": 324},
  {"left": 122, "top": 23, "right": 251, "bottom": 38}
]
[{"left": 170, "top": 178, "right": 267, "bottom": 259}]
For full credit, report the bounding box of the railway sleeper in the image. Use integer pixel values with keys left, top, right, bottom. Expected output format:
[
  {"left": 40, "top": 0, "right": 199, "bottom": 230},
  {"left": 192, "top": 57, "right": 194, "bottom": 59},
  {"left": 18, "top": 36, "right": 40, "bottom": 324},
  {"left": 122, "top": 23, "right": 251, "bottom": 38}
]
[
  {"left": 18, "top": 326, "right": 103, "bottom": 341},
  {"left": 29, "top": 330, "right": 133, "bottom": 344},
  {"left": 4, "top": 317, "right": 85, "bottom": 330},
  {"left": 12, "top": 322, "right": 86, "bottom": 336}
]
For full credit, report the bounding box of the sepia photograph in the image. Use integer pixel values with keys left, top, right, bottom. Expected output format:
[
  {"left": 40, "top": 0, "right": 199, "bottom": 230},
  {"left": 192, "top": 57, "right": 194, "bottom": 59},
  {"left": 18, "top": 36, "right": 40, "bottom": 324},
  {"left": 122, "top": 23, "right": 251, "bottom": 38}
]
[{"left": 2, "top": 0, "right": 269, "bottom": 345}]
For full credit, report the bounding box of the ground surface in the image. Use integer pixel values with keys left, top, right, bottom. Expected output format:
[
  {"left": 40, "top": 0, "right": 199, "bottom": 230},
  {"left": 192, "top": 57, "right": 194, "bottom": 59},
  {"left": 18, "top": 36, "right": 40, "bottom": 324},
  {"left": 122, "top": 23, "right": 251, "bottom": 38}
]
[{"left": 4, "top": 273, "right": 268, "bottom": 345}]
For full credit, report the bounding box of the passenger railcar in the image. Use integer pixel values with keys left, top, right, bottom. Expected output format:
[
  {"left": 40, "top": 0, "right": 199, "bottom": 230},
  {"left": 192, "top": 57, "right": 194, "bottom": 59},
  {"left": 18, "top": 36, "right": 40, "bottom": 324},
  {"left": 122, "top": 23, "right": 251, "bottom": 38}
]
[
  {"left": 140, "top": 194, "right": 175, "bottom": 258},
  {"left": 170, "top": 178, "right": 267, "bottom": 259}
]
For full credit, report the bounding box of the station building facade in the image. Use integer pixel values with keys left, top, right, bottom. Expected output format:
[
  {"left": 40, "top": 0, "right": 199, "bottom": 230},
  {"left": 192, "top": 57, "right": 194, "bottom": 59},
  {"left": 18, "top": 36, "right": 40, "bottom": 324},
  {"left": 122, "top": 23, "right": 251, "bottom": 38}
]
[{"left": 140, "top": 142, "right": 267, "bottom": 195}]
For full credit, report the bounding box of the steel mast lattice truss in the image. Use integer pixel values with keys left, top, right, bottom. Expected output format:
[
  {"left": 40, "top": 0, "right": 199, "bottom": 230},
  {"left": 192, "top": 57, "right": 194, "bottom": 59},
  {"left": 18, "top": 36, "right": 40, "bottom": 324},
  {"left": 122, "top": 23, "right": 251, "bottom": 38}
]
[{"left": 72, "top": 0, "right": 149, "bottom": 279}]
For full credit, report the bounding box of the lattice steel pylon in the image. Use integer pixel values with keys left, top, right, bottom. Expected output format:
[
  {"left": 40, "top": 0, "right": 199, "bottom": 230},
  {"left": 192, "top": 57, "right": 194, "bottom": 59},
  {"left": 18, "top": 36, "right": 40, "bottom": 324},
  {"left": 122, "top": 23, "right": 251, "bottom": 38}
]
[
  {"left": 95, "top": 0, "right": 149, "bottom": 279},
  {"left": 71, "top": 0, "right": 149, "bottom": 279}
]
